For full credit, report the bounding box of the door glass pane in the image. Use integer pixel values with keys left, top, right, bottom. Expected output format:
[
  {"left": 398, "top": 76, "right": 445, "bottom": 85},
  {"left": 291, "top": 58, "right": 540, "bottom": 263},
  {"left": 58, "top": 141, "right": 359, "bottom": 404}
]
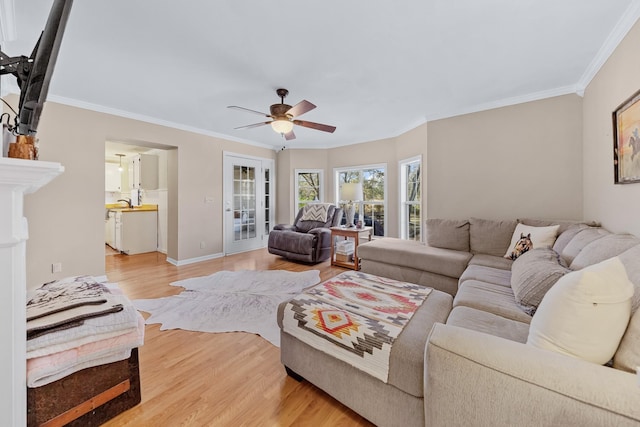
[
  {"left": 234, "top": 165, "right": 257, "bottom": 241},
  {"left": 264, "top": 167, "right": 271, "bottom": 234}
]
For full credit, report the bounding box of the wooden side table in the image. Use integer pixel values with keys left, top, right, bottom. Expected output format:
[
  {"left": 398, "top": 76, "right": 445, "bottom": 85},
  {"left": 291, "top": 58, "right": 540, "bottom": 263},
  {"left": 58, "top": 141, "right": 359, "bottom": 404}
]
[{"left": 330, "top": 226, "right": 373, "bottom": 270}]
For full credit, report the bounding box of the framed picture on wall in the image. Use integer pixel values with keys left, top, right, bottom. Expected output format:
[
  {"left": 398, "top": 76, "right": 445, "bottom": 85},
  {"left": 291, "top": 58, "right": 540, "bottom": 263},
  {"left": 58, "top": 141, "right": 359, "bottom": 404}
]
[{"left": 613, "top": 88, "right": 640, "bottom": 184}]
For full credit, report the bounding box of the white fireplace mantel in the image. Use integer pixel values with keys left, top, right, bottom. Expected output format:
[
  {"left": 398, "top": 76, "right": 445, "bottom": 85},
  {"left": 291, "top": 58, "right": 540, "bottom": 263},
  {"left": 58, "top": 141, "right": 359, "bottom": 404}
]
[{"left": 0, "top": 157, "right": 63, "bottom": 426}]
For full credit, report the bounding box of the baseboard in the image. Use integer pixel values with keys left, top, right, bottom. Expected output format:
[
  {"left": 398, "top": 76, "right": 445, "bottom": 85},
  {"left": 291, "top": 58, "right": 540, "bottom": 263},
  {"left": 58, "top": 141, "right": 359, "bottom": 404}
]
[{"left": 166, "top": 252, "right": 224, "bottom": 266}]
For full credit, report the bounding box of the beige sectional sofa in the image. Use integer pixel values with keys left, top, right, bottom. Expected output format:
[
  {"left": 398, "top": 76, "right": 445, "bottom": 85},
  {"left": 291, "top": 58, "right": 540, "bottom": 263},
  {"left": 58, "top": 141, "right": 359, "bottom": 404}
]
[{"left": 278, "top": 217, "right": 640, "bottom": 427}]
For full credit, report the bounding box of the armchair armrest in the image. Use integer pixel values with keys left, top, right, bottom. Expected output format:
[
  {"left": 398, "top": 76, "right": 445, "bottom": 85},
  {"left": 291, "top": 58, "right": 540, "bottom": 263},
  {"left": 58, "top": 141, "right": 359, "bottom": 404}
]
[
  {"left": 308, "top": 227, "right": 331, "bottom": 246},
  {"left": 425, "top": 323, "right": 640, "bottom": 427},
  {"left": 273, "top": 224, "right": 297, "bottom": 232}
]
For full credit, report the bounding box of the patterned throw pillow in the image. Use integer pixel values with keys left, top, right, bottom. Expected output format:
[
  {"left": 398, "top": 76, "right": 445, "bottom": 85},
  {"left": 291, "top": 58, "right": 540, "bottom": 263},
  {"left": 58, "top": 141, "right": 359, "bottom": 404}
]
[
  {"left": 504, "top": 223, "right": 560, "bottom": 260},
  {"left": 301, "top": 204, "right": 330, "bottom": 222}
]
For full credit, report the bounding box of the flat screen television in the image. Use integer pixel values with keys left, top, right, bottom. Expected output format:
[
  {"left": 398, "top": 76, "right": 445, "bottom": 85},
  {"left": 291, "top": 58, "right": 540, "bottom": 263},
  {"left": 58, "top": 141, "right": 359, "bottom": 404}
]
[{"left": 0, "top": 0, "right": 73, "bottom": 136}]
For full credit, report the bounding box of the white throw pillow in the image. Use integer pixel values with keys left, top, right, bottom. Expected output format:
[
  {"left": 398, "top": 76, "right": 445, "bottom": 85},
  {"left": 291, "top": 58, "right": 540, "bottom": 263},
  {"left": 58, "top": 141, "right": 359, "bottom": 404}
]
[
  {"left": 504, "top": 223, "right": 560, "bottom": 260},
  {"left": 527, "top": 257, "right": 634, "bottom": 364}
]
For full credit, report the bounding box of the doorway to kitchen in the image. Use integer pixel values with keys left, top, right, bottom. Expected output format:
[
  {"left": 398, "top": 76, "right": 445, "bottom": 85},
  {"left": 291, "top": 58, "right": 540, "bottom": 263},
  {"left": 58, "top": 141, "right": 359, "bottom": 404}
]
[
  {"left": 104, "top": 140, "right": 177, "bottom": 258},
  {"left": 223, "top": 152, "right": 274, "bottom": 255}
]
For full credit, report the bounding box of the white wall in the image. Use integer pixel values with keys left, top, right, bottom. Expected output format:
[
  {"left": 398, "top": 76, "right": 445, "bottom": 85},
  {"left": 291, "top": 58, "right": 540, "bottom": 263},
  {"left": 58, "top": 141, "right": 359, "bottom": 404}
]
[{"left": 583, "top": 19, "right": 640, "bottom": 236}]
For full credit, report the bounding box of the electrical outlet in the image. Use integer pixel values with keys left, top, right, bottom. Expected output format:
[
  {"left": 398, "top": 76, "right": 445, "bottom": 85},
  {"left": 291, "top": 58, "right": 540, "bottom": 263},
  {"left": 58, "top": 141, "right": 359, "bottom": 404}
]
[
  {"left": 200, "top": 241, "right": 206, "bottom": 249},
  {"left": 52, "top": 262, "right": 62, "bottom": 273}
]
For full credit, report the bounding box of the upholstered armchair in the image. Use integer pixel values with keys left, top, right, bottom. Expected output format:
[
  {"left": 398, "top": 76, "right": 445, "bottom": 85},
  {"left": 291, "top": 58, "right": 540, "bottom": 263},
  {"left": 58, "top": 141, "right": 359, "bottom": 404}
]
[{"left": 268, "top": 204, "right": 343, "bottom": 263}]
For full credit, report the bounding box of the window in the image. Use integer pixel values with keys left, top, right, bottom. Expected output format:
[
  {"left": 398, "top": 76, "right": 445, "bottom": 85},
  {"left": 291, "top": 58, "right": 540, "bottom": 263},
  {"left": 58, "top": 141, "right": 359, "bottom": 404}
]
[
  {"left": 335, "top": 164, "right": 386, "bottom": 237},
  {"left": 295, "top": 169, "right": 324, "bottom": 211},
  {"left": 399, "top": 156, "right": 421, "bottom": 241}
]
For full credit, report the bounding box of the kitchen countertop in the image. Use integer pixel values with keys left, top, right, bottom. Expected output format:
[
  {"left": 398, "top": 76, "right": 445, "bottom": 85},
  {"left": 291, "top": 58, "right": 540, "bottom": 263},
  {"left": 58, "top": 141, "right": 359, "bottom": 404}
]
[{"left": 105, "top": 203, "right": 158, "bottom": 212}]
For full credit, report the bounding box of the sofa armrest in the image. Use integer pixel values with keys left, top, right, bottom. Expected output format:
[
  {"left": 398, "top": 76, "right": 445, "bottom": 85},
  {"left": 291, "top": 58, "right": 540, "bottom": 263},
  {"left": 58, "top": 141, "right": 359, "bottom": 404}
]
[
  {"left": 273, "top": 224, "right": 297, "bottom": 232},
  {"left": 425, "top": 324, "right": 640, "bottom": 427}
]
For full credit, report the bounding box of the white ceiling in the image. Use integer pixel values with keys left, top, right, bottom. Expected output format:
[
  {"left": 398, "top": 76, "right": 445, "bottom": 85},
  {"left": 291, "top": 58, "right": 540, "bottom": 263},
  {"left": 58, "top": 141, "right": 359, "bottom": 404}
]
[{"left": 2, "top": 1, "right": 640, "bottom": 150}]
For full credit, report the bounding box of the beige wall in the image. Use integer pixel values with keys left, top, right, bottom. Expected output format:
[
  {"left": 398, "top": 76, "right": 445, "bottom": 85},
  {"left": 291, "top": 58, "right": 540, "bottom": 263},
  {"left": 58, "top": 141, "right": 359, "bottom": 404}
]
[
  {"left": 275, "top": 148, "right": 329, "bottom": 224},
  {"left": 20, "top": 99, "right": 275, "bottom": 289},
  {"left": 426, "top": 94, "right": 584, "bottom": 221},
  {"left": 583, "top": 20, "right": 640, "bottom": 236},
  {"left": 279, "top": 126, "right": 428, "bottom": 237}
]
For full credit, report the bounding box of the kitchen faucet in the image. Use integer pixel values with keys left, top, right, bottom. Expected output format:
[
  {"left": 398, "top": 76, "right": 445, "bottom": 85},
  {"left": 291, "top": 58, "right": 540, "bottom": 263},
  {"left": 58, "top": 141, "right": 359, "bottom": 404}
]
[{"left": 117, "top": 198, "right": 132, "bottom": 208}]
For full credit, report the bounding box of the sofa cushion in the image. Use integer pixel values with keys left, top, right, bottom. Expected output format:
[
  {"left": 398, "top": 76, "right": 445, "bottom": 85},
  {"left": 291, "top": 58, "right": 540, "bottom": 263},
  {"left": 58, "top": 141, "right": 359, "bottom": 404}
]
[
  {"left": 618, "top": 244, "right": 640, "bottom": 313},
  {"left": 569, "top": 234, "right": 640, "bottom": 270},
  {"left": 510, "top": 248, "right": 570, "bottom": 315},
  {"left": 613, "top": 244, "right": 640, "bottom": 372},
  {"left": 426, "top": 218, "right": 470, "bottom": 252},
  {"left": 468, "top": 254, "right": 513, "bottom": 271},
  {"left": 527, "top": 257, "right": 634, "bottom": 365},
  {"left": 458, "top": 265, "right": 511, "bottom": 288},
  {"left": 517, "top": 218, "right": 590, "bottom": 234},
  {"left": 552, "top": 223, "right": 591, "bottom": 254},
  {"left": 454, "top": 280, "right": 532, "bottom": 324},
  {"left": 614, "top": 310, "right": 640, "bottom": 373},
  {"left": 559, "top": 227, "right": 610, "bottom": 266},
  {"left": 504, "top": 224, "right": 560, "bottom": 260},
  {"left": 469, "top": 218, "right": 517, "bottom": 256},
  {"left": 358, "top": 238, "right": 472, "bottom": 279},
  {"left": 387, "top": 289, "right": 453, "bottom": 397},
  {"left": 446, "top": 306, "right": 530, "bottom": 343}
]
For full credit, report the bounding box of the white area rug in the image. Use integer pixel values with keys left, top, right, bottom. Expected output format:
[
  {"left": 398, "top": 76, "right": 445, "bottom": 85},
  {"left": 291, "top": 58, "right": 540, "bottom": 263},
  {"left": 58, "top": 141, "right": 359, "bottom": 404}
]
[{"left": 132, "top": 269, "right": 321, "bottom": 347}]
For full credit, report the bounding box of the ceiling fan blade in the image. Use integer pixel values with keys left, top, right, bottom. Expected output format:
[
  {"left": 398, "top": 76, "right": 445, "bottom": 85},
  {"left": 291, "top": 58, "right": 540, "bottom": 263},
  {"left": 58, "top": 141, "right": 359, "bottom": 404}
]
[
  {"left": 293, "top": 120, "right": 336, "bottom": 133},
  {"left": 284, "top": 130, "right": 296, "bottom": 141},
  {"left": 227, "top": 105, "right": 271, "bottom": 118},
  {"left": 286, "top": 100, "right": 316, "bottom": 118},
  {"left": 234, "top": 121, "right": 271, "bottom": 130}
]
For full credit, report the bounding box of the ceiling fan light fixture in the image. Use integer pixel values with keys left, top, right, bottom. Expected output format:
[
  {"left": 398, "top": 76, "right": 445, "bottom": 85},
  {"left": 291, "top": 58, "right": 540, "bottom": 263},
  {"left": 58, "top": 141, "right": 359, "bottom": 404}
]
[{"left": 271, "top": 119, "right": 294, "bottom": 135}]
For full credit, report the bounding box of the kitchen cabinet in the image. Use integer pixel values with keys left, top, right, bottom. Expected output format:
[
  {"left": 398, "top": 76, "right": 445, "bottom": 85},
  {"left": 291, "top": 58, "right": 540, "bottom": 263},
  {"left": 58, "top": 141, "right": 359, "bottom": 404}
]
[
  {"left": 105, "top": 211, "right": 116, "bottom": 248},
  {"left": 105, "top": 163, "right": 121, "bottom": 192},
  {"left": 128, "top": 154, "right": 158, "bottom": 190},
  {"left": 116, "top": 210, "right": 158, "bottom": 255}
]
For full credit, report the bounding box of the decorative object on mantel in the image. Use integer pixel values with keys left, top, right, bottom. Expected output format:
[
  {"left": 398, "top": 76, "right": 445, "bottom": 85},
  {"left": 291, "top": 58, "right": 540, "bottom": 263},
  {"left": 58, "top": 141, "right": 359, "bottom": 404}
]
[
  {"left": 340, "top": 182, "right": 363, "bottom": 228},
  {"left": 613, "top": 87, "right": 640, "bottom": 184},
  {"left": 8, "top": 134, "right": 38, "bottom": 160}
]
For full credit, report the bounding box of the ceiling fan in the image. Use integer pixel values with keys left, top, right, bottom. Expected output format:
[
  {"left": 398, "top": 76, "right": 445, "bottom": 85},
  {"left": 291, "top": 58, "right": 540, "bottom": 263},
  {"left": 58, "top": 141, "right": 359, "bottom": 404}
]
[{"left": 227, "top": 88, "right": 336, "bottom": 141}]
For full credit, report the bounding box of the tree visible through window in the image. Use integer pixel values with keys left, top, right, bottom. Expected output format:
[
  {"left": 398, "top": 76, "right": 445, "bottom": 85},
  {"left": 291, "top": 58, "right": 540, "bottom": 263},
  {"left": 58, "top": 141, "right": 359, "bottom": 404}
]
[{"left": 295, "top": 169, "right": 323, "bottom": 211}]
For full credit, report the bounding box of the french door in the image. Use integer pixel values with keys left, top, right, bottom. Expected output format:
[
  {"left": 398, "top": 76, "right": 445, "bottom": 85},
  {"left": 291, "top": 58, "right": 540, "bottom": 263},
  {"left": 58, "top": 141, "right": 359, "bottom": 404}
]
[{"left": 223, "top": 153, "right": 274, "bottom": 254}]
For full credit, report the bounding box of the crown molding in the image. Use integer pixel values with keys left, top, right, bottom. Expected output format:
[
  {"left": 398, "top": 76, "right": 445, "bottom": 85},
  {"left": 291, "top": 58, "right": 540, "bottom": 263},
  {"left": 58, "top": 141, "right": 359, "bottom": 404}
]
[
  {"left": 0, "top": 0, "right": 17, "bottom": 42},
  {"left": 576, "top": 2, "right": 640, "bottom": 92},
  {"left": 425, "top": 85, "right": 580, "bottom": 122},
  {"left": 44, "top": 93, "right": 276, "bottom": 151}
]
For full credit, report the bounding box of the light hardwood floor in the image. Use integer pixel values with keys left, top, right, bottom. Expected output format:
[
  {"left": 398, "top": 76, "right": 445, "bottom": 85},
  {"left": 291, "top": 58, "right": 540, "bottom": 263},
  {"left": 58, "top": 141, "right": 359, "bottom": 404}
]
[{"left": 102, "top": 248, "right": 374, "bottom": 426}]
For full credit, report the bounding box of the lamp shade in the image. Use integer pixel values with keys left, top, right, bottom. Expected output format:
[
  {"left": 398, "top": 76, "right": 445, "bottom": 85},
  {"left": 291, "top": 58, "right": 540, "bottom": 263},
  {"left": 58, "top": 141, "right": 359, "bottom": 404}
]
[
  {"left": 271, "top": 119, "right": 294, "bottom": 134},
  {"left": 340, "top": 182, "right": 363, "bottom": 202}
]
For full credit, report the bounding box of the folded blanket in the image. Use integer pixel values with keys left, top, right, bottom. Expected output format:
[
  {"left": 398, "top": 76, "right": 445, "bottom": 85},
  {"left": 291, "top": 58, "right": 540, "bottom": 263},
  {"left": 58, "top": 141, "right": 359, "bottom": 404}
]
[
  {"left": 27, "top": 312, "right": 145, "bottom": 387},
  {"left": 27, "top": 293, "right": 139, "bottom": 358},
  {"left": 27, "top": 276, "right": 126, "bottom": 340},
  {"left": 27, "top": 276, "right": 111, "bottom": 321}
]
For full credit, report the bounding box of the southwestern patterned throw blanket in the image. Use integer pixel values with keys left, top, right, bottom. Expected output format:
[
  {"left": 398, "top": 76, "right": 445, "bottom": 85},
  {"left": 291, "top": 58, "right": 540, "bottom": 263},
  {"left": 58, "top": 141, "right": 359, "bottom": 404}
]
[{"left": 282, "top": 271, "right": 432, "bottom": 382}]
